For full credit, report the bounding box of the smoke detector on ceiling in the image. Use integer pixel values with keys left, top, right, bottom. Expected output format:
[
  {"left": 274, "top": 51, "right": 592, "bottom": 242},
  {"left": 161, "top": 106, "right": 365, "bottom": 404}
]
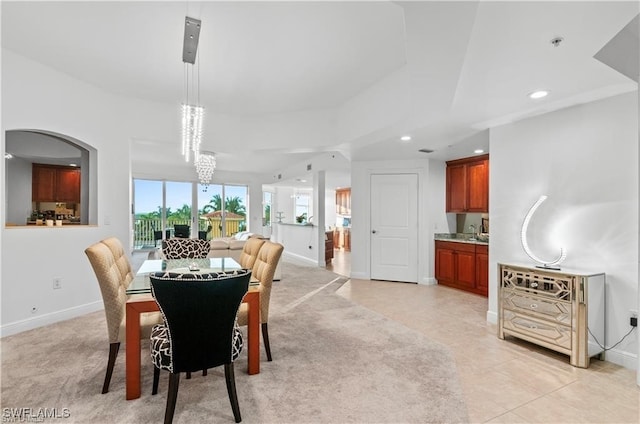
[{"left": 550, "top": 36, "right": 564, "bottom": 47}]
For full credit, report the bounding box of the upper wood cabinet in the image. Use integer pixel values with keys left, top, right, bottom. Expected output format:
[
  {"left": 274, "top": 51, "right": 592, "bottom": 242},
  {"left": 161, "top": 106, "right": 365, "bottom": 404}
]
[
  {"left": 446, "top": 154, "right": 489, "bottom": 213},
  {"left": 32, "top": 164, "right": 81, "bottom": 203},
  {"left": 336, "top": 188, "right": 351, "bottom": 215}
]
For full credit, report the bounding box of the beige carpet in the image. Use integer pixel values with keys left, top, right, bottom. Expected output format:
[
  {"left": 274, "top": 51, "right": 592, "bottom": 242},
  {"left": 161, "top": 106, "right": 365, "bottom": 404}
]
[{"left": 1, "top": 261, "right": 468, "bottom": 423}]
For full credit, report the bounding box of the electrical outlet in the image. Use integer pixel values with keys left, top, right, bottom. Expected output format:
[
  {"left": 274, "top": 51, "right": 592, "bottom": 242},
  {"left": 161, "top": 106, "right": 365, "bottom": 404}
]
[
  {"left": 53, "top": 277, "right": 62, "bottom": 290},
  {"left": 630, "top": 310, "right": 638, "bottom": 327}
]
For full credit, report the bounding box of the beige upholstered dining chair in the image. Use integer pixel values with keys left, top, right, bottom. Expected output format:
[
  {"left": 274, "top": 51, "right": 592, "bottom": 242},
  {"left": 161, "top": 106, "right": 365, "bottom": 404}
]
[
  {"left": 236, "top": 241, "right": 284, "bottom": 361},
  {"left": 85, "top": 237, "right": 162, "bottom": 394},
  {"left": 238, "top": 237, "right": 266, "bottom": 269}
]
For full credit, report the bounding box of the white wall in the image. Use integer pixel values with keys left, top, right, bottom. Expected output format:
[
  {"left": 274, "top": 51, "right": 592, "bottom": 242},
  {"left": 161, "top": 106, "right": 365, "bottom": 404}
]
[
  {"left": 6, "top": 156, "right": 32, "bottom": 224},
  {"left": 489, "top": 91, "right": 639, "bottom": 369},
  {"left": 427, "top": 159, "right": 454, "bottom": 281},
  {"left": 325, "top": 188, "right": 337, "bottom": 230},
  {"left": 273, "top": 223, "right": 318, "bottom": 264},
  {"left": 1, "top": 49, "right": 134, "bottom": 335},
  {"left": 273, "top": 186, "right": 295, "bottom": 225}
]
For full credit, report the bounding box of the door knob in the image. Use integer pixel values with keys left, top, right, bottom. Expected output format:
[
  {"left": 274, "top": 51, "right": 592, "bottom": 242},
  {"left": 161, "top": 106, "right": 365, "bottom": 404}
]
[{"left": 372, "top": 230, "right": 377, "bottom": 234}]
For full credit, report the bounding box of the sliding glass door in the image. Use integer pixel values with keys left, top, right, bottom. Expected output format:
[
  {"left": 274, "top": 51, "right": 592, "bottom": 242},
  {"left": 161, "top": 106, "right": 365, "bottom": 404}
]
[
  {"left": 133, "top": 179, "right": 248, "bottom": 249},
  {"left": 197, "top": 184, "right": 247, "bottom": 239},
  {"left": 165, "top": 181, "right": 194, "bottom": 238},
  {"left": 133, "top": 179, "right": 164, "bottom": 249}
]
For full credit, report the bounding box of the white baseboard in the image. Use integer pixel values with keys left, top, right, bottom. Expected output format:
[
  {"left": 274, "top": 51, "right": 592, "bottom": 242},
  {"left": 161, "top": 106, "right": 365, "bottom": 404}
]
[
  {"left": 486, "top": 310, "right": 498, "bottom": 324},
  {"left": 604, "top": 347, "right": 638, "bottom": 371},
  {"left": 282, "top": 251, "right": 318, "bottom": 266},
  {"left": 350, "top": 271, "right": 368, "bottom": 280},
  {"left": 0, "top": 301, "right": 103, "bottom": 338},
  {"left": 420, "top": 277, "right": 437, "bottom": 286}
]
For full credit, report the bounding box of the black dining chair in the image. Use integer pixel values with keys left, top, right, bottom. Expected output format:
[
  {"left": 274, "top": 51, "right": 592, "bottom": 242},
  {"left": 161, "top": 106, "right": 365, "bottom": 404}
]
[
  {"left": 173, "top": 225, "right": 190, "bottom": 238},
  {"left": 149, "top": 269, "right": 251, "bottom": 424},
  {"left": 152, "top": 223, "right": 171, "bottom": 247}
]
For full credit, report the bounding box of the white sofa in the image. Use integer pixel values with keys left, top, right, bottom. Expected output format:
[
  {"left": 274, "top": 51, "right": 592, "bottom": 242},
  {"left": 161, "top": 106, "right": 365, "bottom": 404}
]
[{"left": 207, "top": 232, "right": 282, "bottom": 280}]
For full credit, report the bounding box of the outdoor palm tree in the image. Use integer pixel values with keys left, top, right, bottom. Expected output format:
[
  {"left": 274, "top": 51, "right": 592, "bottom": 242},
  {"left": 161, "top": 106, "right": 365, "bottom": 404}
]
[
  {"left": 225, "top": 196, "right": 246, "bottom": 215},
  {"left": 171, "top": 204, "right": 192, "bottom": 221},
  {"left": 202, "top": 194, "right": 245, "bottom": 216}
]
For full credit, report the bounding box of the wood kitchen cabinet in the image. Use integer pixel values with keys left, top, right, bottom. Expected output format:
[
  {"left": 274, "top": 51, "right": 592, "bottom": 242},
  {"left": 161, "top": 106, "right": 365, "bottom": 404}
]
[
  {"left": 333, "top": 227, "right": 351, "bottom": 251},
  {"left": 446, "top": 154, "right": 489, "bottom": 213},
  {"left": 325, "top": 231, "right": 334, "bottom": 264},
  {"left": 435, "top": 240, "right": 487, "bottom": 296},
  {"left": 475, "top": 244, "right": 489, "bottom": 296},
  {"left": 336, "top": 188, "right": 351, "bottom": 215},
  {"left": 32, "top": 164, "right": 81, "bottom": 203}
]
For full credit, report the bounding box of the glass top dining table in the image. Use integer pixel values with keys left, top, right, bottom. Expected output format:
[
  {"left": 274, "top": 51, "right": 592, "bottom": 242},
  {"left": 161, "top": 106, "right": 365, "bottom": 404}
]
[
  {"left": 126, "top": 257, "right": 243, "bottom": 294},
  {"left": 124, "top": 255, "right": 261, "bottom": 400}
]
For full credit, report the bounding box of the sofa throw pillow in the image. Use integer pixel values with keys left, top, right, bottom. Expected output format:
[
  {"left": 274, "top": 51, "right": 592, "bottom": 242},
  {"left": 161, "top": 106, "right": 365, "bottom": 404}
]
[{"left": 234, "top": 231, "right": 254, "bottom": 241}]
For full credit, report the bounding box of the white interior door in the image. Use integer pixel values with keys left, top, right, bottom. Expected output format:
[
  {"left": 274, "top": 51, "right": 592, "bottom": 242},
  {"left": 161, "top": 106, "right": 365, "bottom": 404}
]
[{"left": 370, "top": 173, "right": 418, "bottom": 282}]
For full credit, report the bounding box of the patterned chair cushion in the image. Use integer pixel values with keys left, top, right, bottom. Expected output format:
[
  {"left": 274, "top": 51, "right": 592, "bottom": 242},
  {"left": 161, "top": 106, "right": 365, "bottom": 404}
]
[
  {"left": 162, "top": 238, "right": 211, "bottom": 259},
  {"left": 150, "top": 269, "right": 251, "bottom": 281},
  {"left": 150, "top": 323, "right": 244, "bottom": 373}
]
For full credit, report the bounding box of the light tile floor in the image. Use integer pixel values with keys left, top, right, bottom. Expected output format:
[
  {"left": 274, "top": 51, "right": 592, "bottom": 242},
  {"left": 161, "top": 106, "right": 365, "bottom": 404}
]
[{"left": 329, "top": 251, "right": 639, "bottom": 423}]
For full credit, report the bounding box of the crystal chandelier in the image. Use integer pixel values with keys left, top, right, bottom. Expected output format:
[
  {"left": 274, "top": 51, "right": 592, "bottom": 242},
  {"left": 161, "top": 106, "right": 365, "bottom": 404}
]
[
  {"left": 195, "top": 151, "right": 216, "bottom": 191},
  {"left": 181, "top": 16, "right": 203, "bottom": 163},
  {"left": 181, "top": 104, "right": 203, "bottom": 162}
]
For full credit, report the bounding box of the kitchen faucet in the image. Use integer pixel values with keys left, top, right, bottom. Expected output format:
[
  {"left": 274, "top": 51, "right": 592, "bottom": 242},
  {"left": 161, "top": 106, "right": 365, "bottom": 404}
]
[{"left": 469, "top": 225, "right": 477, "bottom": 240}]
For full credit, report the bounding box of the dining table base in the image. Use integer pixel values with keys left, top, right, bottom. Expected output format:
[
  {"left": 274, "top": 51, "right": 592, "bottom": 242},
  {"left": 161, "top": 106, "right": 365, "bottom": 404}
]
[{"left": 125, "top": 290, "right": 260, "bottom": 400}]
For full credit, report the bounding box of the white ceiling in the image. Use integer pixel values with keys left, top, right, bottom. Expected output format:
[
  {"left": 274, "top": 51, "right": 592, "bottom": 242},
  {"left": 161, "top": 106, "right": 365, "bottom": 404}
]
[{"left": 2, "top": 1, "right": 638, "bottom": 189}]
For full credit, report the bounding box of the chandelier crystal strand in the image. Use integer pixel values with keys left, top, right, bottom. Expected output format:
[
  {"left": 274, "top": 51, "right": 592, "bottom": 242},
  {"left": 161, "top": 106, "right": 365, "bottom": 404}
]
[
  {"left": 181, "top": 104, "right": 204, "bottom": 163},
  {"left": 195, "top": 151, "right": 216, "bottom": 191}
]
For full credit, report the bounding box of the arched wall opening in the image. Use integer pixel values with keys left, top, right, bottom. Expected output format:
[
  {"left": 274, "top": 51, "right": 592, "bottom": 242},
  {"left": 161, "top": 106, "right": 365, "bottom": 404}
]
[{"left": 4, "top": 129, "right": 97, "bottom": 226}]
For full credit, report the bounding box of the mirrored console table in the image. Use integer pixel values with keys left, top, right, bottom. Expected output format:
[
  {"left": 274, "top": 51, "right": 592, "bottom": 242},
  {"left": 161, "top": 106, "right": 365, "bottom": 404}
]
[{"left": 498, "top": 263, "right": 605, "bottom": 368}]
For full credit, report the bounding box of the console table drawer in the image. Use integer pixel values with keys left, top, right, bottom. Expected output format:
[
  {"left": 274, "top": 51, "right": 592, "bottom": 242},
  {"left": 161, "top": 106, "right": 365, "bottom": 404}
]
[
  {"left": 502, "top": 291, "right": 571, "bottom": 325},
  {"left": 502, "top": 310, "right": 571, "bottom": 350},
  {"left": 501, "top": 266, "right": 573, "bottom": 302}
]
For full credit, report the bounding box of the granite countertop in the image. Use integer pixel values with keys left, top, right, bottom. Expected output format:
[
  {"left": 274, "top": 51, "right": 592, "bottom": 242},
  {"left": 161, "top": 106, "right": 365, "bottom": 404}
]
[{"left": 434, "top": 233, "right": 489, "bottom": 245}]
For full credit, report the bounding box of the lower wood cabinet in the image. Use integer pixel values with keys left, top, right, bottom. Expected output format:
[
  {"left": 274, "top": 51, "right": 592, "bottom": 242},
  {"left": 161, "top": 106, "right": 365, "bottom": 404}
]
[
  {"left": 325, "top": 231, "right": 334, "bottom": 264},
  {"left": 333, "top": 227, "right": 351, "bottom": 251},
  {"left": 435, "top": 240, "right": 487, "bottom": 296},
  {"left": 475, "top": 245, "right": 489, "bottom": 296}
]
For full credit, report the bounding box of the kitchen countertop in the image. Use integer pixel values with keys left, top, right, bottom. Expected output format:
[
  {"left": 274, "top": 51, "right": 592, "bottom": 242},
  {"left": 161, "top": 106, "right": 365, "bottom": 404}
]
[{"left": 434, "top": 233, "right": 489, "bottom": 245}]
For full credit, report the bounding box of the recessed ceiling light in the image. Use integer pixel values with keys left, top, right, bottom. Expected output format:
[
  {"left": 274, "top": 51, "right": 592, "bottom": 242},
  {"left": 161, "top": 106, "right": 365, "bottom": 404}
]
[
  {"left": 474, "top": 149, "right": 484, "bottom": 154},
  {"left": 529, "top": 90, "right": 549, "bottom": 99},
  {"left": 69, "top": 163, "right": 77, "bottom": 167},
  {"left": 400, "top": 135, "right": 412, "bottom": 142},
  {"left": 4, "top": 153, "right": 13, "bottom": 159}
]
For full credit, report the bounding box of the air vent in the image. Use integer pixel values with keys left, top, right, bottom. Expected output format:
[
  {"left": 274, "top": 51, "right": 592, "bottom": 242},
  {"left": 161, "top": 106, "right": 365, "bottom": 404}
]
[{"left": 419, "top": 148, "right": 434, "bottom": 154}]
